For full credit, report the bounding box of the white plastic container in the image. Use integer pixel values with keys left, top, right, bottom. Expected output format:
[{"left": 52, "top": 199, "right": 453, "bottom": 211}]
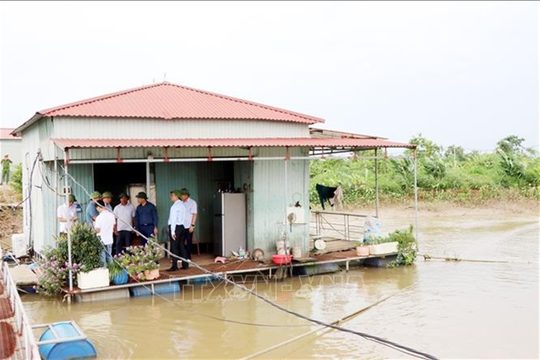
[
  {"left": 367, "top": 242, "right": 398, "bottom": 256},
  {"left": 11, "top": 233, "right": 27, "bottom": 258},
  {"left": 292, "top": 247, "right": 302, "bottom": 258},
  {"left": 77, "top": 268, "right": 110, "bottom": 290}
]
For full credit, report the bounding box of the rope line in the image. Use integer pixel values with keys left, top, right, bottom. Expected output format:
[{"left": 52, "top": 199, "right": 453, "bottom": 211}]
[{"left": 420, "top": 253, "right": 532, "bottom": 264}]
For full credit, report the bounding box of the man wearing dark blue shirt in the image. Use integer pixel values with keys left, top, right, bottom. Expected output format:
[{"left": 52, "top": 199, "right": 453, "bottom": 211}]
[
  {"left": 85, "top": 191, "right": 102, "bottom": 228},
  {"left": 134, "top": 191, "right": 158, "bottom": 246}
]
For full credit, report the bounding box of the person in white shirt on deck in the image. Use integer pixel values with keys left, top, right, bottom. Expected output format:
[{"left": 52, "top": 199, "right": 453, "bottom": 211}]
[
  {"left": 180, "top": 188, "right": 198, "bottom": 260},
  {"left": 57, "top": 194, "right": 78, "bottom": 236},
  {"left": 113, "top": 193, "right": 135, "bottom": 254},
  {"left": 95, "top": 201, "right": 116, "bottom": 266},
  {"left": 167, "top": 190, "right": 188, "bottom": 271}
]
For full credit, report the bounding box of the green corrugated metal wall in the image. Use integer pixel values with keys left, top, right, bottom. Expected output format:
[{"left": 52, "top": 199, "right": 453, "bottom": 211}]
[
  {"left": 155, "top": 162, "right": 235, "bottom": 246},
  {"left": 155, "top": 162, "right": 198, "bottom": 239},
  {"left": 33, "top": 162, "right": 94, "bottom": 250},
  {"left": 234, "top": 161, "right": 254, "bottom": 250},
  {"left": 252, "top": 148, "right": 310, "bottom": 257},
  {"left": 67, "top": 163, "right": 94, "bottom": 227}
]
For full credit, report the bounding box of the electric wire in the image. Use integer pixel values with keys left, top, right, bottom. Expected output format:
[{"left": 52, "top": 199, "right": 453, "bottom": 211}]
[
  {"left": 240, "top": 283, "right": 416, "bottom": 360},
  {"left": 63, "top": 172, "right": 439, "bottom": 360},
  {"left": 24, "top": 152, "right": 41, "bottom": 252}
]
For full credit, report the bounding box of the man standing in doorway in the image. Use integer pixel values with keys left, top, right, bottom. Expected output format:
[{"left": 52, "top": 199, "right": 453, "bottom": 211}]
[
  {"left": 167, "top": 190, "right": 188, "bottom": 271},
  {"left": 95, "top": 201, "right": 116, "bottom": 267},
  {"left": 1, "top": 154, "right": 12, "bottom": 185},
  {"left": 85, "top": 191, "right": 101, "bottom": 228},
  {"left": 114, "top": 193, "right": 135, "bottom": 254},
  {"left": 102, "top": 191, "right": 114, "bottom": 211},
  {"left": 57, "top": 194, "right": 78, "bottom": 236},
  {"left": 134, "top": 191, "right": 158, "bottom": 246},
  {"left": 180, "top": 188, "right": 198, "bottom": 260}
]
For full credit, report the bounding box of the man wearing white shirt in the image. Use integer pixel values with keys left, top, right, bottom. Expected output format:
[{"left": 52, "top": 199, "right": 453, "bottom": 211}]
[
  {"left": 113, "top": 193, "right": 135, "bottom": 254},
  {"left": 95, "top": 201, "right": 116, "bottom": 266},
  {"left": 167, "top": 189, "right": 188, "bottom": 271},
  {"left": 180, "top": 188, "right": 198, "bottom": 260},
  {"left": 57, "top": 194, "right": 78, "bottom": 235}
]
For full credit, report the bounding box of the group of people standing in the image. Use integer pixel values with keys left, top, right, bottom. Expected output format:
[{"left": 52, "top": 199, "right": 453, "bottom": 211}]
[{"left": 57, "top": 188, "right": 198, "bottom": 270}]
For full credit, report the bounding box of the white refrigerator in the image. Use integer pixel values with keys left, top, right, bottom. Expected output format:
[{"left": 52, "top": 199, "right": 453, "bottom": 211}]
[{"left": 213, "top": 193, "right": 246, "bottom": 257}]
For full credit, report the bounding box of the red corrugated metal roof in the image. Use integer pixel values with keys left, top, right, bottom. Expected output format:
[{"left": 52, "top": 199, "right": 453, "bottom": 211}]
[
  {"left": 0, "top": 128, "right": 20, "bottom": 140},
  {"left": 52, "top": 137, "right": 414, "bottom": 149},
  {"left": 34, "top": 82, "right": 324, "bottom": 124}
]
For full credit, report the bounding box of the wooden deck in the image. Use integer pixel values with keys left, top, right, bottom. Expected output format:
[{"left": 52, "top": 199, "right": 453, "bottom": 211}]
[{"left": 62, "top": 249, "right": 397, "bottom": 298}]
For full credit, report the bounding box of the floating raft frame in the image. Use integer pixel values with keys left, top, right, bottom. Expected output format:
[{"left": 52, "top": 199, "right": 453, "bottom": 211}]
[{"left": 62, "top": 250, "right": 397, "bottom": 302}]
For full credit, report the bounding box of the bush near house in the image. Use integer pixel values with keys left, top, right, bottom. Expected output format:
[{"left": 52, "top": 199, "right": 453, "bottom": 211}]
[{"left": 36, "top": 223, "right": 103, "bottom": 296}]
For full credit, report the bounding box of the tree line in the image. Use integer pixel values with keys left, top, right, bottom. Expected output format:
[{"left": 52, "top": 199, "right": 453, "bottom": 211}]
[{"left": 310, "top": 134, "right": 539, "bottom": 206}]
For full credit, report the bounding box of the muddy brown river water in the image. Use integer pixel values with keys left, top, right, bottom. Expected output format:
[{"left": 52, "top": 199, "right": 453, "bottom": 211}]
[{"left": 22, "top": 207, "right": 539, "bottom": 359}]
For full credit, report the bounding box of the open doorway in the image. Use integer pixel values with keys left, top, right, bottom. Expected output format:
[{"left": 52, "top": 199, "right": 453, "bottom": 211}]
[{"left": 93, "top": 163, "right": 147, "bottom": 208}]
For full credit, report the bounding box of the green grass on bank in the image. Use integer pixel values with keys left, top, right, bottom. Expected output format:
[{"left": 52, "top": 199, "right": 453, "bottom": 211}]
[{"left": 309, "top": 134, "right": 540, "bottom": 208}]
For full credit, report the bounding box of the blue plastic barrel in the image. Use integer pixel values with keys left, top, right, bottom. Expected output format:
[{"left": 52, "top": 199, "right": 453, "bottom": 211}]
[
  {"left": 39, "top": 322, "right": 97, "bottom": 360},
  {"left": 129, "top": 281, "right": 180, "bottom": 297}
]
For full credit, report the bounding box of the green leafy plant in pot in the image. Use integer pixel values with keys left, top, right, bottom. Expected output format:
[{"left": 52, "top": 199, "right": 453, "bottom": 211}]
[
  {"left": 387, "top": 225, "right": 418, "bottom": 267},
  {"left": 115, "top": 244, "right": 161, "bottom": 281},
  {"left": 108, "top": 260, "right": 128, "bottom": 285},
  {"left": 36, "top": 223, "right": 102, "bottom": 296},
  {"left": 69, "top": 223, "right": 104, "bottom": 273}
]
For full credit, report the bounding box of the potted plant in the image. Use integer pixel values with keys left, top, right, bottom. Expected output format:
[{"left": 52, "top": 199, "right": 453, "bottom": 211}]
[
  {"left": 387, "top": 225, "right": 417, "bottom": 267},
  {"left": 115, "top": 244, "right": 162, "bottom": 281},
  {"left": 108, "top": 260, "right": 128, "bottom": 285},
  {"left": 366, "top": 236, "right": 399, "bottom": 256},
  {"left": 36, "top": 245, "right": 81, "bottom": 297},
  {"left": 353, "top": 240, "right": 369, "bottom": 257},
  {"left": 70, "top": 223, "right": 110, "bottom": 289}
]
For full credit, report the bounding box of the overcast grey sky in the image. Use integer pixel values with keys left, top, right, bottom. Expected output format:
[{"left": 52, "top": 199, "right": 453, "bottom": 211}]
[{"left": 1, "top": 1, "right": 538, "bottom": 152}]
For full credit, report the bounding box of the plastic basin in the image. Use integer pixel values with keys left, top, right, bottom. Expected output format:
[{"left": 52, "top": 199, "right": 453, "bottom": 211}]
[{"left": 272, "top": 254, "right": 293, "bottom": 265}]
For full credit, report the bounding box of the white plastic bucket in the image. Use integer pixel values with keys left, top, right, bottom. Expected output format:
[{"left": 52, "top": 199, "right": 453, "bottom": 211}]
[{"left": 292, "top": 247, "right": 302, "bottom": 258}]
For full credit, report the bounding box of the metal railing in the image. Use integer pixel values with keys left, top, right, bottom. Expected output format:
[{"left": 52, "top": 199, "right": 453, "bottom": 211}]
[
  {"left": 2, "top": 261, "right": 41, "bottom": 360},
  {"left": 310, "top": 210, "right": 374, "bottom": 241}
]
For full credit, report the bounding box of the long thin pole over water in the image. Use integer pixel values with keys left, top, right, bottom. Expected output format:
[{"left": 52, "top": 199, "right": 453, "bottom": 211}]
[
  {"left": 413, "top": 149, "right": 419, "bottom": 241},
  {"left": 375, "top": 148, "right": 379, "bottom": 218},
  {"left": 64, "top": 152, "right": 73, "bottom": 301}
]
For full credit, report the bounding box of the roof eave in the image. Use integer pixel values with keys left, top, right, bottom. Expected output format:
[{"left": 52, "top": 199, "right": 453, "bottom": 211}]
[{"left": 11, "top": 112, "right": 45, "bottom": 136}]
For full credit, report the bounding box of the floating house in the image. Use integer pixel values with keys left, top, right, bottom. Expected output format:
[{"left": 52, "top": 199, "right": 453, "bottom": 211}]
[{"left": 11, "top": 82, "right": 413, "bottom": 258}]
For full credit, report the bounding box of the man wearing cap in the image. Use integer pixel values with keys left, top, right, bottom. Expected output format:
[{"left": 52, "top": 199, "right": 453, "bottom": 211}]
[
  {"left": 57, "top": 194, "right": 78, "bottom": 235},
  {"left": 134, "top": 191, "right": 158, "bottom": 246},
  {"left": 180, "top": 188, "right": 198, "bottom": 261},
  {"left": 114, "top": 193, "right": 135, "bottom": 254},
  {"left": 85, "top": 191, "right": 102, "bottom": 228},
  {"left": 102, "top": 191, "right": 114, "bottom": 211},
  {"left": 1, "top": 154, "right": 12, "bottom": 185},
  {"left": 95, "top": 200, "right": 116, "bottom": 266},
  {"left": 167, "top": 190, "right": 188, "bottom": 271}
]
